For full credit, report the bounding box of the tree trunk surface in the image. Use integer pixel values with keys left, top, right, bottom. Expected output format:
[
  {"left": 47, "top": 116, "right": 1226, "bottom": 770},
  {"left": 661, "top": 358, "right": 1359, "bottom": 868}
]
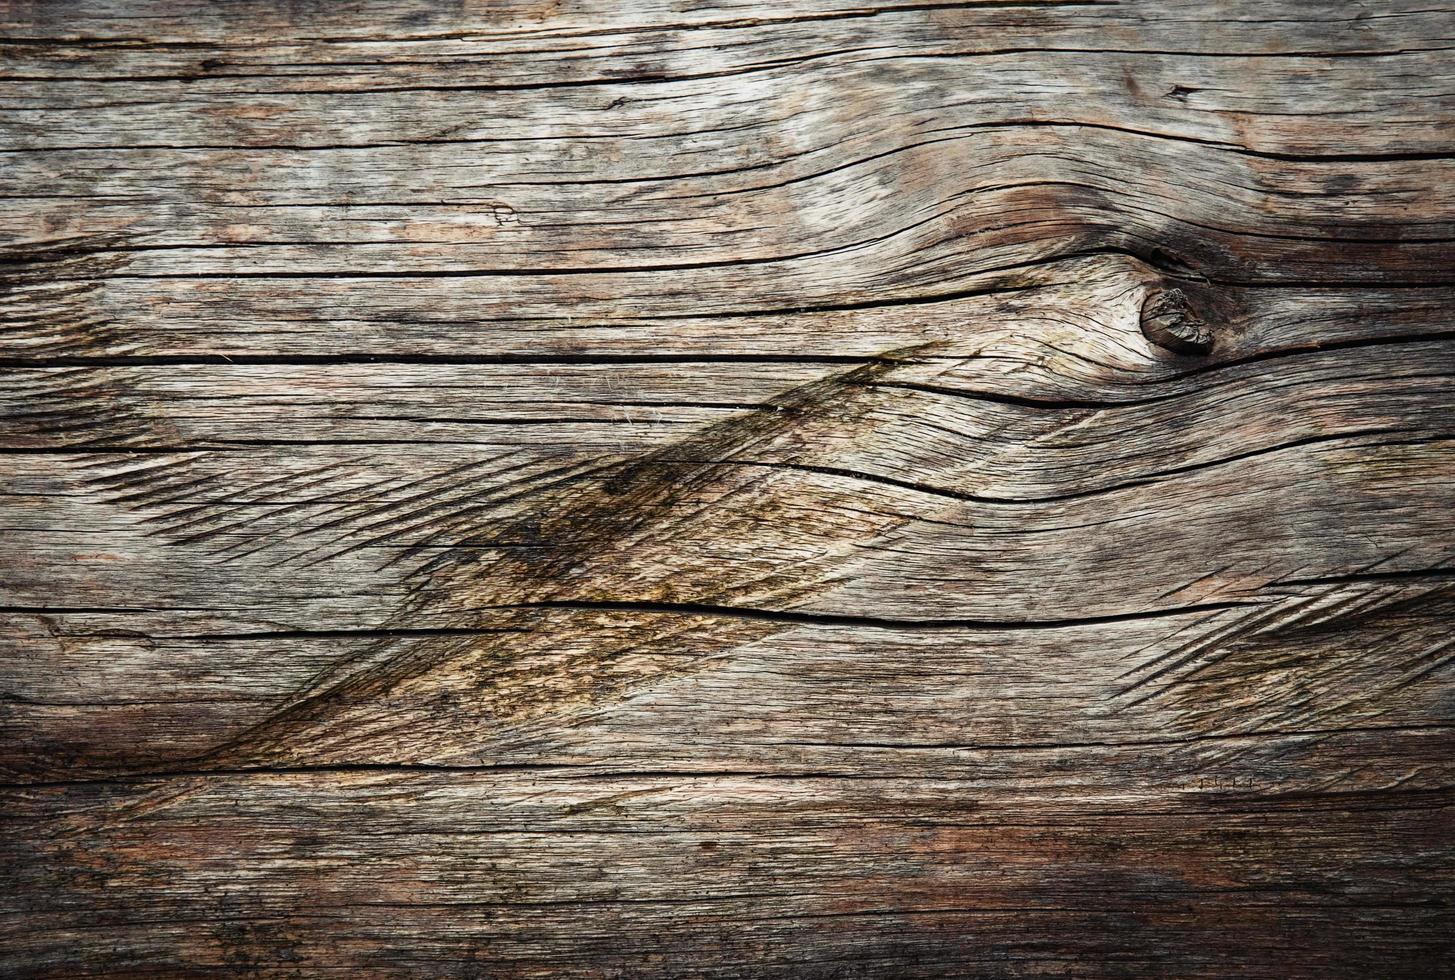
[{"left": 2, "top": 1, "right": 1453, "bottom": 976}]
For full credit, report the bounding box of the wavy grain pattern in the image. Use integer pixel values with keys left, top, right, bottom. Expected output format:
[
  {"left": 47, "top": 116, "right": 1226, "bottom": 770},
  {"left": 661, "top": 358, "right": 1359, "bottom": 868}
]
[{"left": 2, "top": 0, "right": 1453, "bottom": 976}]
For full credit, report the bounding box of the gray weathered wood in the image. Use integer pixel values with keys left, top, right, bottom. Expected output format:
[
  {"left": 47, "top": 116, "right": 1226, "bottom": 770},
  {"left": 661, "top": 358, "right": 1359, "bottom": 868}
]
[{"left": 2, "top": 1, "right": 1453, "bottom": 976}]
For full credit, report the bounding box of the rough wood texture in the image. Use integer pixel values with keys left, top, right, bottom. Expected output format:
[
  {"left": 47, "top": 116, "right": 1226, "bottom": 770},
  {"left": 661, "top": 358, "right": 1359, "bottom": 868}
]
[{"left": 3, "top": 1, "right": 1454, "bottom": 976}]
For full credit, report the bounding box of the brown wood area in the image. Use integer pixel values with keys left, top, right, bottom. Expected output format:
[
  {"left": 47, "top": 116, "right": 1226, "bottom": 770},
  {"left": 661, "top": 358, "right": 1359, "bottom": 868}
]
[{"left": 2, "top": 1, "right": 1454, "bottom": 976}]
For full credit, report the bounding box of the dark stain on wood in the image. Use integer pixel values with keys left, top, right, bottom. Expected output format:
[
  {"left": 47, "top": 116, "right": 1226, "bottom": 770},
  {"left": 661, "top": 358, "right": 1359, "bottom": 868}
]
[{"left": 203, "top": 354, "right": 934, "bottom": 767}]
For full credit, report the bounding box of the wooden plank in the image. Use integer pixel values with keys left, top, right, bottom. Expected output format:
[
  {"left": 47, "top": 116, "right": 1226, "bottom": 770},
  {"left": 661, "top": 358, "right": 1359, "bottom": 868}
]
[{"left": 2, "top": 0, "right": 1453, "bottom": 976}]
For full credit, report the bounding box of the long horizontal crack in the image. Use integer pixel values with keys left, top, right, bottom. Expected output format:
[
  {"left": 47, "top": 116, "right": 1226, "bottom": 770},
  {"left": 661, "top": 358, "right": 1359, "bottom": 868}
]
[
  {"left": 3, "top": 722, "right": 1450, "bottom": 791},
  {"left": 722, "top": 427, "right": 1453, "bottom": 506},
  {"left": 1, "top": 326, "right": 1452, "bottom": 373},
  {"left": 166, "top": 625, "right": 528, "bottom": 641},
  {"left": 0, "top": 352, "right": 886, "bottom": 369},
  {"left": 496, "top": 597, "right": 1258, "bottom": 630},
  {"left": 3, "top": 116, "right": 1450, "bottom": 167}
]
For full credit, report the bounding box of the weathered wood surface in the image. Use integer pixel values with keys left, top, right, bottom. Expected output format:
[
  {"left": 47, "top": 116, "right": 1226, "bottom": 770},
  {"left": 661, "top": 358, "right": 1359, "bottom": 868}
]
[{"left": 2, "top": 0, "right": 1454, "bottom": 976}]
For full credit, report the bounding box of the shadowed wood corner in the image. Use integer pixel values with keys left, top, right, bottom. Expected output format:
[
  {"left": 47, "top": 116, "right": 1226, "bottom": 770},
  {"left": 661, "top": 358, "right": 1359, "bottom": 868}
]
[{"left": 2, "top": 1, "right": 1453, "bottom": 977}]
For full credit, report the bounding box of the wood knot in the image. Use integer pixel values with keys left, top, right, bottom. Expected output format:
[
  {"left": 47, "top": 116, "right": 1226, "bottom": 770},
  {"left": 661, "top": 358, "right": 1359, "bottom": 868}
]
[{"left": 1140, "top": 287, "right": 1213, "bottom": 355}]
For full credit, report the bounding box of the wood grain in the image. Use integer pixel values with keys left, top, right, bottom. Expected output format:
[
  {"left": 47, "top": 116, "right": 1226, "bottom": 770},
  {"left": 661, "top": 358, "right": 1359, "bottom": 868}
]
[{"left": 2, "top": 1, "right": 1453, "bottom": 976}]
